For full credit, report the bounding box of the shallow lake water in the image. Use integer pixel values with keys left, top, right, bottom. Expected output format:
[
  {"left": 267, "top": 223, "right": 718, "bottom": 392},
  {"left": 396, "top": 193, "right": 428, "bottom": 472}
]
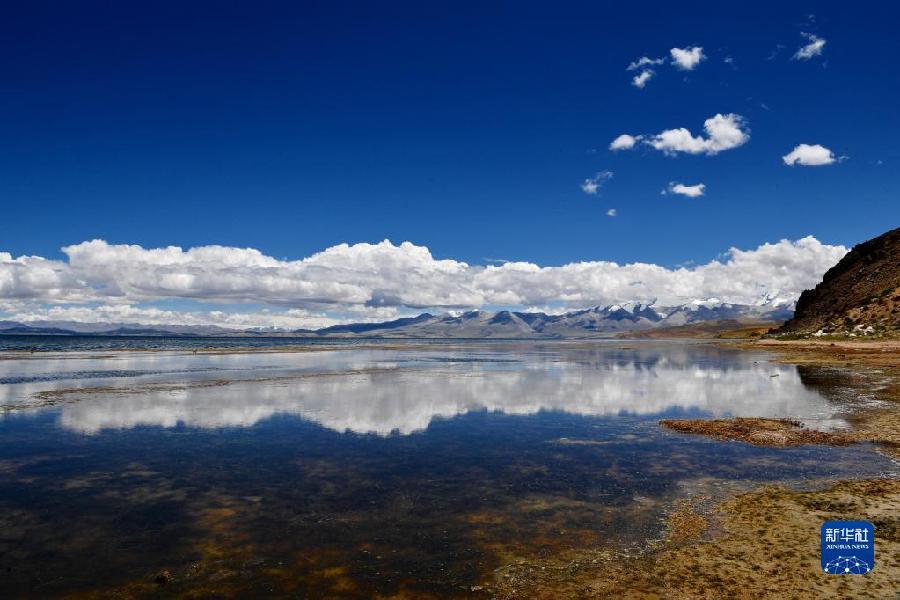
[{"left": 0, "top": 339, "right": 895, "bottom": 597}]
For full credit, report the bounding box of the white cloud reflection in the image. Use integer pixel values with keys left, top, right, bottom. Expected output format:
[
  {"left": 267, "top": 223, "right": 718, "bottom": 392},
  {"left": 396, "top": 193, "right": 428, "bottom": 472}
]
[{"left": 0, "top": 346, "right": 847, "bottom": 436}]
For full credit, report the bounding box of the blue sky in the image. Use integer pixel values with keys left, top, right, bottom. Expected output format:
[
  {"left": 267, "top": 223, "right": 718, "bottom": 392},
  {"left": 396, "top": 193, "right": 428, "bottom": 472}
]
[{"left": 0, "top": 2, "right": 897, "bottom": 328}]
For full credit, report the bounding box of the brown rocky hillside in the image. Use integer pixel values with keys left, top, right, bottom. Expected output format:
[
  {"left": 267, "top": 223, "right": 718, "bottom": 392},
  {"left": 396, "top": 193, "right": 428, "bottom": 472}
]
[{"left": 776, "top": 227, "right": 900, "bottom": 336}]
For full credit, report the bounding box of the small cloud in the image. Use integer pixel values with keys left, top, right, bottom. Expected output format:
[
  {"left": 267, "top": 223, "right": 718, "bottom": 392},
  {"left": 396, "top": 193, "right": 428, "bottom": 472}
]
[
  {"left": 627, "top": 56, "right": 665, "bottom": 71},
  {"left": 670, "top": 46, "right": 705, "bottom": 70},
  {"left": 793, "top": 32, "right": 826, "bottom": 60},
  {"left": 609, "top": 134, "right": 640, "bottom": 151},
  {"left": 626, "top": 56, "right": 665, "bottom": 89},
  {"left": 646, "top": 113, "right": 749, "bottom": 156},
  {"left": 632, "top": 69, "right": 655, "bottom": 88},
  {"left": 581, "top": 171, "right": 614, "bottom": 195},
  {"left": 665, "top": 182, "right": 706, "bottom": 198},
  {"left": 782, "top": 143, "right": 839, "bottom": 166},
  {"left": 767, "top": 44, "right": 785, "bottom": 61},
  {"left": 606, "top": 208, "right": 617, "bottom": 217}
]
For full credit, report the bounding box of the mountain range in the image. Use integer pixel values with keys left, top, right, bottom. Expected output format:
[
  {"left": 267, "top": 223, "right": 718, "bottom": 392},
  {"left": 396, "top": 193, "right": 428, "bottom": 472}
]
[{"left": 0, "top": 301, "right": 792, "bottom": 338}]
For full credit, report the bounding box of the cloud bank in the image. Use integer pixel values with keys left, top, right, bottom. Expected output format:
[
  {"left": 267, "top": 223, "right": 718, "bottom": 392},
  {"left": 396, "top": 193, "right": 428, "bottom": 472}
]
[{"left": 1, "top": 236, "right": 848, "bottom": 328}]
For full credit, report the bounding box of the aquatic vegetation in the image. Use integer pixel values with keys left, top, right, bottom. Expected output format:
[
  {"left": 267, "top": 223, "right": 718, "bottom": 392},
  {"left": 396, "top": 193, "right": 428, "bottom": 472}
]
[{"left": 660, "top": 417, "right": 856, "bottom": 447}]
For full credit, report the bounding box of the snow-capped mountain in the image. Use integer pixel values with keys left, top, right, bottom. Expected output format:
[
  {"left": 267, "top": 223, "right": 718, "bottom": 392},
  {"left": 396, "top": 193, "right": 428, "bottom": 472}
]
[
  {"left": 299, "top": 300, "right": 793, "bottom": 338},
  {"left": 0, "top": 300, "right": 793, "bottom": 339}
]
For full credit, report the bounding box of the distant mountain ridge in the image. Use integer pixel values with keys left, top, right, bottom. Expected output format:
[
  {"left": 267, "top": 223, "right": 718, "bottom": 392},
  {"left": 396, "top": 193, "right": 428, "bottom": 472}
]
[
  {"left": 292, "top": 302, "right": 792, "bottom": 338},
  {"left": 0, "top": 301, "right": 792, "bottom": 339},
  {"left": 777, "top": 227, "right": 900, "bottom": 336}
]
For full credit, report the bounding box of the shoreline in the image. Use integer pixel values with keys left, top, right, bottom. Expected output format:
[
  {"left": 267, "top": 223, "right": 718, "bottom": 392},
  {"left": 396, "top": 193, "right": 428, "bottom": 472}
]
[{"left": 491, "top": 338, "right": 900, "bottom": 597}]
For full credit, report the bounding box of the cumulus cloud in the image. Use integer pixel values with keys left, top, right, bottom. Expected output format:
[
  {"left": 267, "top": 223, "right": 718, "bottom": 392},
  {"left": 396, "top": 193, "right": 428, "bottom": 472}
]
[
  {"left": 609, "top": 134, "right": 640, "bottom": 151},
  {"left": 670, "top": 46, "right": 705, "bottom": 70},
  {"left": 606, "top": 208, "right": 617, "bottom": 217},
  {"left": 581, "top": 171, "right": 614, "bottom": 194},
  {"left": 782, "top": 143, "right": 838, "bottom": 166},
  {"left": 646, "top": 113, "right": 749, "bottom": 156},
  {"left": 793, "top": 33, "right": 826, "bottom": 60},
  {"left": 8, "top": 304, "right": 349, "bottom": 330},
  {"left": 0, "top": 237, "right": 848, "bottom": 324},
  {"left": 666, "top": 182, "right": 706, "bottom": 197},
  {"left": 631, "top": 69, "right": 655, "bottom": 88}
]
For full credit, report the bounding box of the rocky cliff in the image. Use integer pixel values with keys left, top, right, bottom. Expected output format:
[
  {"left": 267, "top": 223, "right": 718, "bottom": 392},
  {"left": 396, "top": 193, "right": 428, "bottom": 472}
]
[{"left": 777, "top": 228, "right": 900, "bottom": 336}]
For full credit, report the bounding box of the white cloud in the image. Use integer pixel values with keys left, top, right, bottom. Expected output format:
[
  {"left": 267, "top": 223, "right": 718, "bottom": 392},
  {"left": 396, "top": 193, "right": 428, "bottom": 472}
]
[
  {"left": 782, "top": 143, "right": 837, "bottom": 166},
  {"left": 627, "top": 56, "right": 665, "bottom": 71},
  {"left": 470, "top": 236, "right": 846, "bottom": 308},
  {"left": 0, "top": 237, "right": 848, "bottom": 321},
  {"left": 793, "top": 33, "right": 826, "bottom": 60},
  {"left": 646, "top": 113, "right": 749, "bottom": 156},
  {"left": 609, "top": 134, "right": 639, "bottom": 151},
  {"left": 666, "top": 182, "right": 706, "bottom": 197},
  {"left": 606, "top": 208, "right": 617, "bottom": 217},
  {"left": 631, "top": 69, "right": 655, "bottom": 88},
  {"left": 9, "top": 304, "right": 349, "bottom": 330},
  {"left": 670, "top": 46, "right": 705, "bottom": 70},
  {"left": 581, "top": 171, "right": 613, "bottom": 195}
]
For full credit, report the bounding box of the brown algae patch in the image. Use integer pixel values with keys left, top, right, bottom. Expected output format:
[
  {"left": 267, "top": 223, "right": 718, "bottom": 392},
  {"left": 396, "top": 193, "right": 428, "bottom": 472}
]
[
  {"left": 665, "top": 498, "right": 709, "bottom": 544},
  {"left": 660, "top": 418, "right": 857, "bottom": 447},
  {"left": 492, "top": 479, "right": 900, "bottom": 599},
  {"left": 849, "top": 409, "right": 900, "bottom": 458}
]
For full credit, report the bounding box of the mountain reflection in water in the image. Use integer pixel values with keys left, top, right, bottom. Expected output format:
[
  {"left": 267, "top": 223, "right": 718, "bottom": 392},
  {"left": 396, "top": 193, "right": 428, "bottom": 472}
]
[{"left": 0, "top": 342, "right": 853, "bottom": 434}]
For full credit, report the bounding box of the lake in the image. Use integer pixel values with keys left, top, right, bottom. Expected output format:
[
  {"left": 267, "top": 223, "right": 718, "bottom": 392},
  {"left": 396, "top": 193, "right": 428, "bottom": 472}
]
[{"left": 0, "top": 338, "right": 894, "bottom": 597}]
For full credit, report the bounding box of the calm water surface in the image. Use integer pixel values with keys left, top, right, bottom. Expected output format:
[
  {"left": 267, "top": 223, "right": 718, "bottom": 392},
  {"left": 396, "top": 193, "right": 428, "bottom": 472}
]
[{"left": 0, "top": 339, "right": 894, "bottom": 597}]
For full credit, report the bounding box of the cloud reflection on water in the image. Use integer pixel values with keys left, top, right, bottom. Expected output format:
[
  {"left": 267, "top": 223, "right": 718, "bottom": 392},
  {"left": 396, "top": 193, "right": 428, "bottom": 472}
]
[{"left": 41, "top": 347, "right": 845, "bottom": 435}]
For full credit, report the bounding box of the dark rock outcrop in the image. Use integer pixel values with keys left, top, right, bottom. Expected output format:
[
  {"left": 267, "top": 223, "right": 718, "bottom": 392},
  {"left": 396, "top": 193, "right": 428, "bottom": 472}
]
[{"left": 777, "top": 227, "right": 900, "bottom": 335}]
